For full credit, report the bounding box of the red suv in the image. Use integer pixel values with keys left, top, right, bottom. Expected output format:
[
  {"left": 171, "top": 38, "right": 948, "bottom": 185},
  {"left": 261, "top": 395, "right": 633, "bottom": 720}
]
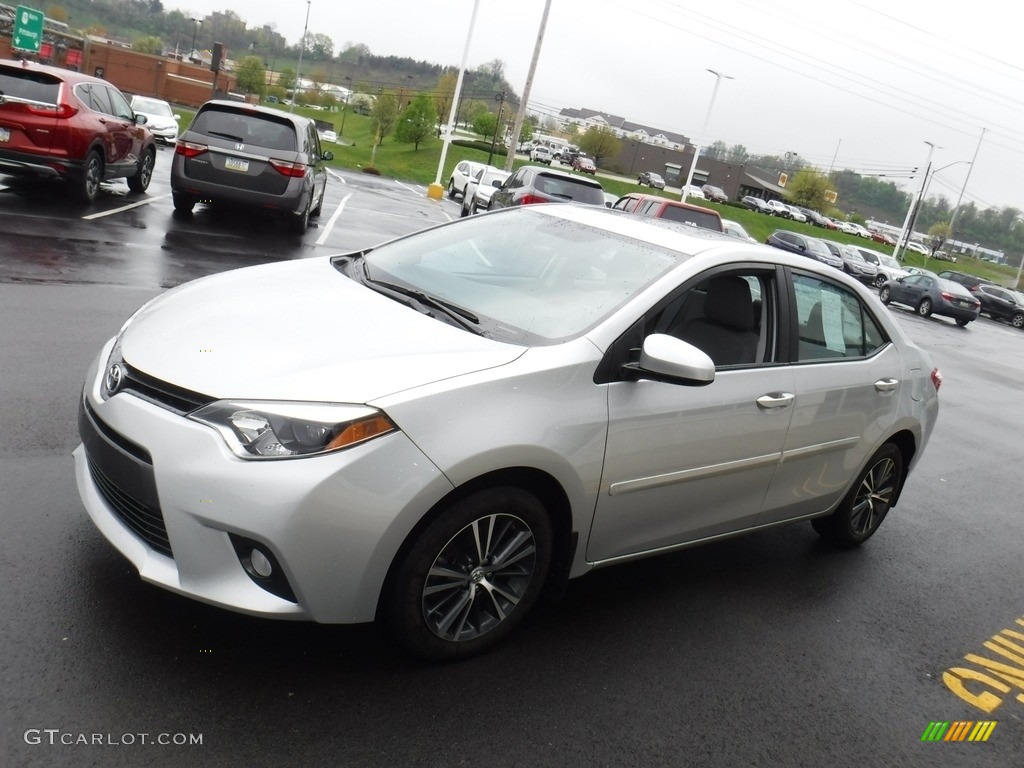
[
  {"left": 612, "top": 193, "right": 724, "bottom": 232},
  {"left": 0, "top": 59, "right": 156, "bottom": 202}
]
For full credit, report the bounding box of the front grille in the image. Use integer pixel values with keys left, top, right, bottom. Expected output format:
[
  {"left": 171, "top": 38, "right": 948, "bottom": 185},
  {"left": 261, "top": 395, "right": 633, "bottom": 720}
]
[
  {"left": 120, "top": 363, "right": 213, "bottom": 415},
  {"left": 80, "top": 400, "right": 173, "bottom": 559},
  {"left": 88, "top": 458, "right": 173, "bottom": 558}
]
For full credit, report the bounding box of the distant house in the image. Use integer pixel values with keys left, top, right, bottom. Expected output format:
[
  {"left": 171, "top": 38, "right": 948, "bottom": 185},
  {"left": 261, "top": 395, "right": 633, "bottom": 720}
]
[{"left": 558, "top": 107, "right": 690, "bottom": 151}]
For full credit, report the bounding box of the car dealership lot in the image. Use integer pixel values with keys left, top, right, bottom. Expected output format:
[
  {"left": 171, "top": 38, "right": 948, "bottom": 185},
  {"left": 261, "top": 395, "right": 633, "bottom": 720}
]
[{"left": 1, "top": 173, "right": 1022, "bottom": 766}]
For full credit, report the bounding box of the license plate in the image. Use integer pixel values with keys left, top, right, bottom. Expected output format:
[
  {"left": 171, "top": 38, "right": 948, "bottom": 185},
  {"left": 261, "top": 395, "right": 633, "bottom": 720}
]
[
  {"left": 224, "top": 157, "right": 249, "bottom": 173},
  {"left": 0, "top": 127, "right": 10, "bottom": 142}
]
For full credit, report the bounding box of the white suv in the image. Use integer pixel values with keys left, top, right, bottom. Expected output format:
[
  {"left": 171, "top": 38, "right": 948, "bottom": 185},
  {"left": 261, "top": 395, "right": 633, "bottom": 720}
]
[{"left": 530, "top": 146, "right": 553, "bottom": 165}]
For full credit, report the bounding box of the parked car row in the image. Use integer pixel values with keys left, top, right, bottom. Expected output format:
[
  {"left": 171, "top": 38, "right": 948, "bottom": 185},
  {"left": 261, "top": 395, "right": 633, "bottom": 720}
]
[{"left": 459, "top": 165, "right": 512, "bottom": 216}]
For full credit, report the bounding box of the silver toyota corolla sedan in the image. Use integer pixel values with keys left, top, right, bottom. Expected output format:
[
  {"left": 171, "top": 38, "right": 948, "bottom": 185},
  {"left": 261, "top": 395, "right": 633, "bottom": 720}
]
[{"left": 75, "top": 205, "right": 941, "bottom": 660}]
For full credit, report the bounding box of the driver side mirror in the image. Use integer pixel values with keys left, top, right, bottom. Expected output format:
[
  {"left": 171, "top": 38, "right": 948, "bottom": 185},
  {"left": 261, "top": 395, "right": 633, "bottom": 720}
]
[{"left": 624, "top": 334, "right": 715, "bottom": 386}]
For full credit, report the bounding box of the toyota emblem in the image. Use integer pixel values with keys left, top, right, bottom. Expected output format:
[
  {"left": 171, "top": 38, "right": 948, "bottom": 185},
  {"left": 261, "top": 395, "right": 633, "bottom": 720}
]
[{"left": 105, "top": 363, "right": 124, "bottom": 396}]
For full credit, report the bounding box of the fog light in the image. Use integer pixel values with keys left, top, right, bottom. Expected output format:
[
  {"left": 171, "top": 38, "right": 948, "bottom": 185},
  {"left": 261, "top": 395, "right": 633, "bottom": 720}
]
[{"left": 250, "top": 548, "right": 273, "bottom": 578}]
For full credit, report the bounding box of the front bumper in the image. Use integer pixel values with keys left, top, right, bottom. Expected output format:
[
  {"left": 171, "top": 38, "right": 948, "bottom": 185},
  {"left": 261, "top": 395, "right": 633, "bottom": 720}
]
[{"left": 74, "top": 345, "right": 454, "bottom": 624}]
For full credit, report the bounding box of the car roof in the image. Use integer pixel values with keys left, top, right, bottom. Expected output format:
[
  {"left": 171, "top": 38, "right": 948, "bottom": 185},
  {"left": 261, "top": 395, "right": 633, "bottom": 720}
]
[
  {"left": 195, "top": 99, "right": 314, "bottom": 127},
  {"left": 1, "top": 57, "right": 111, "bottom": 86},
  {"left": 619, "top": 193, "right": 717, "bottom": 212}
]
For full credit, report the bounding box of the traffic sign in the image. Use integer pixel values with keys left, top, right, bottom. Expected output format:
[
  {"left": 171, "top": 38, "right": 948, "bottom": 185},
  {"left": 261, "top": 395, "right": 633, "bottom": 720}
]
[{"left": 13, "top": 6, "right": 45, "bottom": 54}]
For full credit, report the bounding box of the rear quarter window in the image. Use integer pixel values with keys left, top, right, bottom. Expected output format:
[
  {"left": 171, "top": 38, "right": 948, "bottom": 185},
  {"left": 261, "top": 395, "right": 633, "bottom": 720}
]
[{"left": 0, "top": 69, "right": 61, "bottom": 105}]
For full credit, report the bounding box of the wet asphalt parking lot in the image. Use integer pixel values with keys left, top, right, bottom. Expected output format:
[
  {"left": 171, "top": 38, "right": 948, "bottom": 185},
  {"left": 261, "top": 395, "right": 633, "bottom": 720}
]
[{"left": 1, "top": 155, "right": 1022, "bottom": 767}]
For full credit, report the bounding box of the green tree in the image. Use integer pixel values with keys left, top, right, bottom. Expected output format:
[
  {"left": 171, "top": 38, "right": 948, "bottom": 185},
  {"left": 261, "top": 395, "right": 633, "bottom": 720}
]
[
  {"left": 518, "top": 120, "right": 534, "bottom": 143},
  {"left": 277, "top": 66, "right": 295, "bottom": 93},
  {"left": 928, "top": 221, "right": 952, "bottom": 254},
  {"left": 579, "top": 127, "right": 621, "bottom": 167},
  {"left": 133, "top": 35, "right": 164, "bottom": 55},
  {"left": 434, "top": 72, "right": 457, "bottom": 131},
  {"left": 473, "top": 110, "right": 497, "bottom": 139},
  {"left": 235, "top": 55, "right": 266, "bottom": 95},
  {"left": 706, "top": 140, "right": 728, "bottom": 161},
  {"left": 395, "top": 93, "right": 437, "bottom": 150},
  {"left": 788, "top": 169, "right": 831, "bottom": 210},
  {"left": 371, "top": 93, "right": 399, "bottom": 145}
]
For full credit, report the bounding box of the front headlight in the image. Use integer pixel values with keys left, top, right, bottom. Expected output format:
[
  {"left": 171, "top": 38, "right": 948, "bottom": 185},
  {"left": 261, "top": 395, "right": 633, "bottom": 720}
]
[{"left": 188, "top": 401, "right": 397, "bottom": 460}]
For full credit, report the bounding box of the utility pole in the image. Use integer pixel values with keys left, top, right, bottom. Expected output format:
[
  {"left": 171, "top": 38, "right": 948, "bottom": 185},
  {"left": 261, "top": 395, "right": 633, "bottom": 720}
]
[
  {"left": 504, "top": 0, "right": 553, "bottom": 172},
  {"left": 893, "top": 141, "right": 938, "bottom": 263},
  {"left": 488, "top": 91, "right": 506, "bottom": 166}
]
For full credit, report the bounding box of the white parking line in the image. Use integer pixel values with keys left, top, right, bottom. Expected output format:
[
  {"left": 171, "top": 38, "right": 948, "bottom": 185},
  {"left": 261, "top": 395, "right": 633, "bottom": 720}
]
[
  {"left": 327, "top": 169, "right": 346, "bottom": 183},
  {"left": 81, "top": 193, "right": 172, "bottom": 220},
  {"left": 315, "top": 192, "right": 353, "bottom": 246},
  {"left": 394, "top": 180, "right": 422, "bottom": 194}
]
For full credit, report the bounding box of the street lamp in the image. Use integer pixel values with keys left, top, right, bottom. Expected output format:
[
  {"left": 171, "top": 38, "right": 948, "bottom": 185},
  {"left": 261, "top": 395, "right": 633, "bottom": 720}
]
[
  {"left": 189, "top": 18, "right": 201, "bottom": 63},
  {"left": 291, "top": 0, "right": 312, "bottom": 113},
  {"left": 682, "top": 69, "right": 733, "bottom": 202},
  {"left": 429, "top": 0, "right": 483, "bottom": 200},
  {"left": 893, "top": 141, "right": 938, "bottom": 262},
  {"left": 948, "top": 127, "right": 986, "bottom": 249}
]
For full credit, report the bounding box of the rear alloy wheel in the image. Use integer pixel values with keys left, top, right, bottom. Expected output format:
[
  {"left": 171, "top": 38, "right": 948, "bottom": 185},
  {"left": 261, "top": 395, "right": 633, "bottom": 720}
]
[
  {"left": 172, "top": 192, "right": 195, "bottom": 213},
  {"left": 955, "top": 318, "right": 970, "bottom": 327},
  {"left": 917, "top": 298, "right": 933, "bottom": 317},
  {"left": 387, "top": 487, "right": 553, "bottom": 660},
  {"left": 1012, "top": 313, "right": 1024, "bottom": 329},
  {"left": 812, "top": 444, "right": 902, "bottom": 547},
  {"left": 447, "top": 179, "right": 457, "bottom": 199},
  {"left": 75, "top": 150, "right": 103, "bottom": 203},
  {"left": 879, "top": 286, "right": 891, "bottom": 304},
  {"left": 127, "top": 148, "right": 155, "bottom": 193}
]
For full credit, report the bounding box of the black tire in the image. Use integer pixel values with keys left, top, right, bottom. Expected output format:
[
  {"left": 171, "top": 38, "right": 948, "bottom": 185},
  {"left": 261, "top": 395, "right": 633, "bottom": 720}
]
[
  {"left": 127, "top": 148, "right": 155, "bottom": 194},
  {"left": 310, "top": 188, "right": 325, "bottom": 217},
  {"left": 75, "top": 150, "right": 103, "bottom": 203},
  {"left": 1012, "top": 313, "right": 1024, "bottom": 329},
  {"left": 917, "top": 298, "right": 933, "bottom": 317},
  {"left": 447, "top": 179, "right": 456, "bottom": 199},
  {"left": 955, "top": 318, "right": 970, "bottom": 327},
  {"left": 873, "top": 274, "right": 887, "bottom": 289},
  {"left": 172, "top": 191, "right": 195, "bottom": 213},
  {"left": 290, "top": 197, "right": 310, "bottom": 235},
  {"left": 459, "top": 202, "right": 469, "bottom": 218},
  {"left": 812, "top": 444, "right": 903, "bottom": 547},
  {"left": 879, "top": 286, "right": 891, "bottom": 304},
  {"left": 470, "top": 201, "right": 481, "bottom": 215},
  {"left": 386, "top": 487, "right": 553, "bottom": 661}
]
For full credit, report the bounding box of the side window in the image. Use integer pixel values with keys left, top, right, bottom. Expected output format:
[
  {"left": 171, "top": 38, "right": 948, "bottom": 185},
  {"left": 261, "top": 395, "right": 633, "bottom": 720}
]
[
  {"left": 613, "top": 197, "right": 631, "bottom": 211},
  {"left": 81, "top": 83, "right": 112, "bottom": 115},
  {"left": 655, "top": 270, "right": 776, "bottom": 368},
  {"left": 106, "top": 87, "right": 134, "bottom": 120},
  {"left": 792, "top": 273, "right": 887, "bottom": 361}
]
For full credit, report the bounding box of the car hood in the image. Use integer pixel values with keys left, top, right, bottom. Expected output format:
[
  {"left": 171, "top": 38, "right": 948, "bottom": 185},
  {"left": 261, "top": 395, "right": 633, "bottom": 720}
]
[{"left": 119, "top": 258, "right": 526, "bottom": 403}]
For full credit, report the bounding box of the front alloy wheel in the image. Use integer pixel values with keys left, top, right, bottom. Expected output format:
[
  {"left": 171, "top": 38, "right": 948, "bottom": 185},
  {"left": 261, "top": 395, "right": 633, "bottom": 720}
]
[
  {"left": 387, "top": 487, "right": 552, "bottom": 660},
  {"left": 1012, "top": 313, "right": 1024, "bottom": 329},
  {"left": 76, "top": 151, "right": 103, "bottom": 203},
  {"left": 917, "top": 298, "right": 933, "bottom": 317},
  {"left": 812, "top": 444, "right": 902, "bottom": 547},
  {"left": 879, "top": 286, "right": 891, "bottom": 304},
  {"left": 127, "top": 148, "right": 155, "bottom": 193}
]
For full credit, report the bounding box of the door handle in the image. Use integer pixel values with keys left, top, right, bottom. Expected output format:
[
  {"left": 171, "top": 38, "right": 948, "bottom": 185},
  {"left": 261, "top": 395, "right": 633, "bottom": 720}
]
[
  {"left": 874, "top": 378, "right": 898, "bottom": 392},
  {"left": 756, "top": 392, "right": 795, "bottom": 409}
]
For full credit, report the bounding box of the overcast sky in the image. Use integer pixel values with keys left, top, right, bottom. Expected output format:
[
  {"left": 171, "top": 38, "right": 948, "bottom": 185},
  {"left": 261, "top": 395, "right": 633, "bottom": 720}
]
[{"left": 179, "top": 0, "right": 1024, "bottom": 218}]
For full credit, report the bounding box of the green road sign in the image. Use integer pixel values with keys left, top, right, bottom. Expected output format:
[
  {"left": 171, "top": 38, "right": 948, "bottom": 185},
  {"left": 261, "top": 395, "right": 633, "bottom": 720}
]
[{"left": 13, "top": 6, "right": 45, "bottom": 54}]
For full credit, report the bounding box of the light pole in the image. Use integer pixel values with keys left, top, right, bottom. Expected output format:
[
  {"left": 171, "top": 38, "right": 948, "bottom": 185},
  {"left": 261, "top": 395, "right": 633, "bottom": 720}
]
[
  {"left": 189, "top": 18, "right": 201, "bottom": 63},
  {"left": 948, "top": 127, "right": 986, "bottom": 249},
  {"left": 893, "top": 141, "right": 938, "bottom": 262},
  {"left": 291, "top": 0, "right": 312, "bottom": 113},
  {"left": 339, "top": 76, "right": 352, "bottom": 137},
  {"left": 682, "top": 69, "right": 733, "bottom": 201},
  {"left": 429, "top": 0, "right": 482, "bottom": 200}
]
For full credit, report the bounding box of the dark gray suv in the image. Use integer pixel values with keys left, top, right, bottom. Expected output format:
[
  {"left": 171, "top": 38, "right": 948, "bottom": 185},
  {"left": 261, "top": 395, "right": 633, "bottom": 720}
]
[{"left": 171, "top": 101, "right": 332, "bottom": 234}]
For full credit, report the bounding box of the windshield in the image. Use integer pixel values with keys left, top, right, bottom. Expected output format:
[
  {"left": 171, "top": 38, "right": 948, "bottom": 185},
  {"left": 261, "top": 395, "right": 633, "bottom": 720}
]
[
  {"left": 355, "top": 210, "right": 683, "bottom": 344},
  {"left": 879, "top": 255, "right": 901, "bottom": 270},
  {"left": 132, "top": 97, "right": 173, "bottom": 116}
]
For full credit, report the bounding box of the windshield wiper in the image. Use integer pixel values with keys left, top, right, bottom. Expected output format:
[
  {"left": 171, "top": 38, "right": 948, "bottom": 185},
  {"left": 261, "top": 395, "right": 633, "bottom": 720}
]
[
  {"left": 362, "top": 270, "right": 481, "bottom": 333},
  {"left": 207, "top": 130, "right": 245, "bottom": 142}
]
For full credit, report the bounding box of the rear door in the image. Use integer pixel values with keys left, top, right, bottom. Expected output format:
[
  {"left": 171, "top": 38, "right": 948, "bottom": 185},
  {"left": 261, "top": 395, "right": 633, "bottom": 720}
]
[
  {"left": 182, "top": 106, "right": 299, "bottom": 195},
  {"left": 0, "top": 65, "right": 60, "bottom": 155}
]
